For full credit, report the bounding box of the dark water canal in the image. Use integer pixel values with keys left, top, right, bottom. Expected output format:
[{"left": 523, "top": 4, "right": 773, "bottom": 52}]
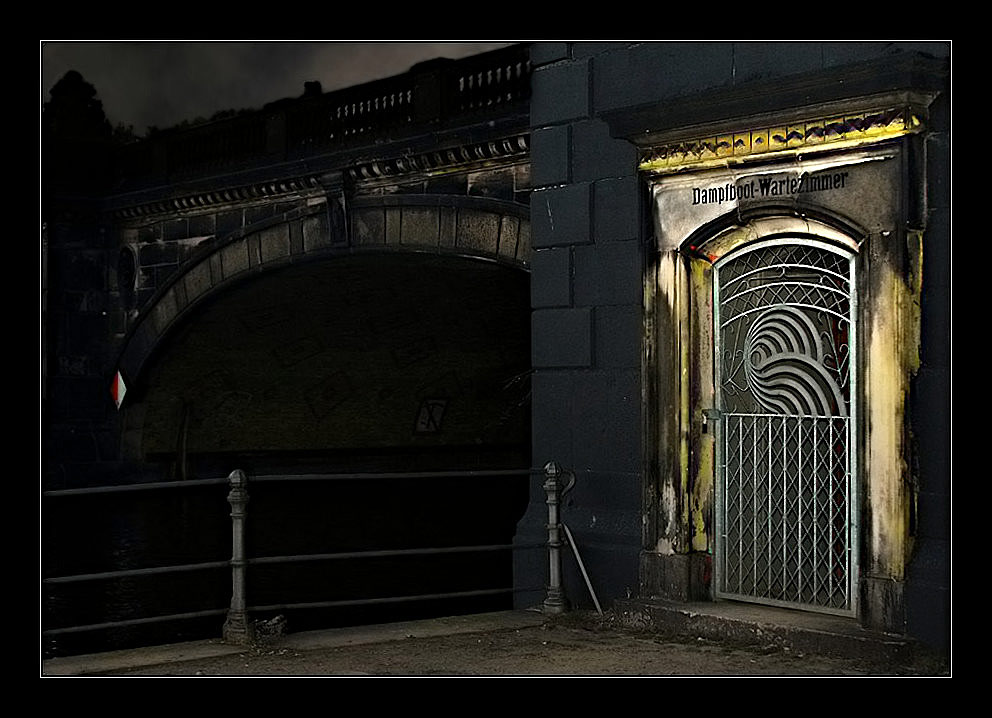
[{"left": 43, "top": 467, "right": 530, "bottom": 658}]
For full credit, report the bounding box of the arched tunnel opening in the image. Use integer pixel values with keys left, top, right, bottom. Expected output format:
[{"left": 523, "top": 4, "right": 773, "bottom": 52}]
[{"left": 46, "top": 251, "right": 532, "bottom": 655}]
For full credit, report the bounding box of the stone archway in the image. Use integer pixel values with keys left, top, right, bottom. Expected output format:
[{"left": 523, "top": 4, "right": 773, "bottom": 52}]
[
  {"left": 114, "top": 245, "right": 533, "bottom": 633},
  {"left": 126, "top": 252, "right": 531, "bottom": 469},
  {"left": 115, "top": 194, "right": 530, "bottom": 391}
]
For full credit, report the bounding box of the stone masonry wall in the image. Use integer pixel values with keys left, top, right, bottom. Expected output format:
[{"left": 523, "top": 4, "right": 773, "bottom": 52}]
[{"left": 523, "top": 42, "right": 950, "bottom": 647}]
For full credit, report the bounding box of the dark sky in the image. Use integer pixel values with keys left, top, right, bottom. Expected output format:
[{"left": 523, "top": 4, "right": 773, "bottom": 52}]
[{"left": 41, "top": 41, "right": 515, "bottom": 135}]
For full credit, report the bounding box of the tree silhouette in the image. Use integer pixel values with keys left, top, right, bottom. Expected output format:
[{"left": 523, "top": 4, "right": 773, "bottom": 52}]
[{"left": 43, "top": 70, "right": 112, "bottom": 141}]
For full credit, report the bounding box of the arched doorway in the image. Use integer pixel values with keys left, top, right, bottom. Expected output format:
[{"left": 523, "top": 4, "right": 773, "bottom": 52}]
[{"left": 710, "top": 235, "right": 858, "bottom": 615}]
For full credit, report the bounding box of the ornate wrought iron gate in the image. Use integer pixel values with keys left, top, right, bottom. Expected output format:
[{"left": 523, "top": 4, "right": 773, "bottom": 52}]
[{"left": 714, "top": 238, "right": 857, "bottom": 615}]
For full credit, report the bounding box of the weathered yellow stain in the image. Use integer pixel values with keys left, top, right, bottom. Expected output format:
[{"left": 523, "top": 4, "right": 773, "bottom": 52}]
[
  {"left": 677, "top": 255, "right": 691, "bottom": 546},
  {"left": 689, "top": 257, "right": 714, "bottom": 554},
  {"left": 655, "top": 251, "right": 683, "bottom": 554},
  {"left": 865, "top": 232, "right": 922, "bottom": 580},
  {"left": 691, "top": 443, "right": 713, "bottom": 552}
]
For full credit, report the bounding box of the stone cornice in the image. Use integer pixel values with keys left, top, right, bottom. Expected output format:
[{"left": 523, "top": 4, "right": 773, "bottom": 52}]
[
  {"left": 112, "top": 174, "right": 326, "bottom": 220},
  {"left": 110, "top": 132, "right": 531, "bottom": 221},
  {"left": 347, "top": 133, "right": 529, "bottom": 182},
  {"left": 639, "top": 105, "right": 924, "bottom": 174}
]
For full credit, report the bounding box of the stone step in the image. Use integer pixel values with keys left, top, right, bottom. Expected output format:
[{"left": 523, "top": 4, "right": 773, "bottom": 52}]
[{"left": 612, "top": 597, "right": 922, "bottom": 665}]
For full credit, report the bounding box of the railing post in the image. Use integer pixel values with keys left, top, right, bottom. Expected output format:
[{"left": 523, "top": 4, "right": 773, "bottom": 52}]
[
  {"left": 542, "top": 461, "right": 569, "bottom": 615},
  {"left": 223, "top": 469, "right": 254, "bottom": 645}
]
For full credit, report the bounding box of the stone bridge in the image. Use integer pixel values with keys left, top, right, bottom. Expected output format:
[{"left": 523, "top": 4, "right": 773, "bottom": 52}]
[
  {"left": 46, "top": 44, "right": 533, "bottom": 480},
  {"left": 44, "top": 42, "right": 951, "bottom": 656}
]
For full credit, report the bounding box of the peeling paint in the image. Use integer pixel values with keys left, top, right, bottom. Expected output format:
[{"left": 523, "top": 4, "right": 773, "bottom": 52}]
[
  {"left": 656, "top": 536, "right": 675, "bottom": 556},
  {"left": 865, "top": 233, "right": 921, "bottom": 580}
]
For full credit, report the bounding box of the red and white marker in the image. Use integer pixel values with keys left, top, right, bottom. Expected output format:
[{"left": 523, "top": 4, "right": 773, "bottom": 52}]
[{"left": 111, "top": 371, "right": 127, "bottom": 409}]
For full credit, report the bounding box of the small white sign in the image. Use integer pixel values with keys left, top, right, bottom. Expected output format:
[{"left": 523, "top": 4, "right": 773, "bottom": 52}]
[{"left": 111, "top": 371, "right": 127, "bottom": 410}]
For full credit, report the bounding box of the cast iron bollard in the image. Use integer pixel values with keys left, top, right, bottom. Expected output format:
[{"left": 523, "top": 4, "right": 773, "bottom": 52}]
[
  {"left": 542, "top": 460, "right": 574, "bottom": 615},
  {"left": 223, "top": 469, "right": 254, "bottom": 645}
]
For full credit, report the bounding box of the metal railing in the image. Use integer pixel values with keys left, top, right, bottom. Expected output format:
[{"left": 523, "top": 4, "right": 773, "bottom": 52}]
[
  {"left": 42, "top": 461, "right": 576, "bottom": 646},
  {"left": 113, "top": 44, "right": 531, "bottom": 185}
]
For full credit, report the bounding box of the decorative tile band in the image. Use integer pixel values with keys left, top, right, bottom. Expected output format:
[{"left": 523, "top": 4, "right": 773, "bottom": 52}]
[{"left": 639, "top": 107, "right": 923, "bottom": 173}]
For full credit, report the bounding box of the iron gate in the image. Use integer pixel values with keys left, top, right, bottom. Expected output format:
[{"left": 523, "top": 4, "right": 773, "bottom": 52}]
[{"left": 714, "top": 238, "right": 857, "bottom": 615}]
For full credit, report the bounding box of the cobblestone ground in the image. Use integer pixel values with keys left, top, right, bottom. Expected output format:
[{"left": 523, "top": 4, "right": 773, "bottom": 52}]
[{"left": 82, "top": 613, "right": 950, "bottom": 677}]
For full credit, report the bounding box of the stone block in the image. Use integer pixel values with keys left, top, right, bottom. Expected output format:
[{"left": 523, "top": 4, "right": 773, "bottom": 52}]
[
  {"left": 259, "top": 223, "right": 291, "bottom": 264},
  {"left": 385, "top": 207, "right": 402, "bottom": 245},
  {"left": 594, "top": 43, "right": 733, "bottom": 113},
  {"left": 566, "top": 469, "right": 642, "bottom": 517},
  {"left": 927, "top": 133, "right": 950, "bottom": 210},
  {"left": 438, "top": 206, "right": 457, "bottom": 248},
  {"left": 530, "top": 125, "right": 570, "bottom": 188},
  {"left": 163, "top": 218, "right": 188, "bottom": 241},
  {"left": 573, "top": 240, "right": 642, "bottom": 306},
  {"left": 531, "top": 60, "right": 590, "bottom": 127},
  {"left": 154, "top": 265, "right": 180, "bottom": 290},
  {"left": 246, "top": 204, "right": 276, "bottom": 226},
  {"left": 514, "top": 163, "right": 532, "bottom": 194},
  {"left": 733, "top": 42, "right": 824, "bottom": 84},
  {"left": 425, "top": 173, "right": 468, "bottom": 196},
  {"left": 151, "top": 286, "right": 179, "bottom": 336},
  {"left": 594, "top": 175, "right": 640, "bottom": 242},
  {"left": 905, "top": 581, "right": 950, "bottom": 650},
  {"left": 467, "top": 167, "right": 516, "bottom": 201},
  {"left": 209, "top": 252, "right": 224, "bottom": 285},
  {"left": 915, "top": 489, "right": 950, "bottom": 540},
  {"left": 137, "top": 224, "right": 159, "bottom": 243},
  {"left": 531, "top": 369, "right": 575, "bottom": 466},
  {"left": 516, "top": 218, "right": 531, "bottom": 263},
  {"left": 561, "top": 539, "right": 639, "bottom": 605},
  {"left": 905, "top": 536, "right": 950, "bottom": 585},
  {"left": 139, "top": 241, "right": 178, "bottom": 267},
  {"left": 457, "top": 209, "right": 500, "bottom": 256},
  {"left": 221, "top": 238, "right": 250, "bottom": 279},
  {"left": 531, "top": 183, "right": 591, "bottom": 248},
  {"left": 183, "top": 259, "right": 213, "bottom": 306},
  {"left": 861, "top": 576, "right": 906, "bottom": 635},
  {"left": 188, "top": 213, "right": 216, "bottom": 237},
  {"left": 66, "top": 312, "right": 110, "bottom": 356},
  {"left": 55, "top": 251, "right": 106, "bottom": 291},
  {"left": 400, "top": 206, "right": 440, "bottom": 247},
  {"left": 302, "top": 211, "right": 331, "bottom": 252},
  {"left": 595, "top": 304, "right": 641, "bottom": 368},
  {"left": 532, "top": 307, "right": 591, "bottom": 367},
  {"left": 530, "top": 42, "right": 569, "bottom": 66},
  {"left": 353, "top": 207, "right": 385, "bottom": 245},
  {"left": 573, "top": 42, "right": 629, "bottom": 59},
  {"left": 49, "top": 378, "right": 108, "bottom": 423},
  {"left": 216, "top": 209, "right": 244, "bottom": 237},
  {"left": 571, "top": 369, "right": 640, "bottom": 473},
  {"left": 637, "top": 552, "right": 713, "bottom": 602},
  {"left": 498, "top": 215, "right": 520, "bottom": 260},
  {"left": 530, "top": 247, "right": 571, "bottom": 308},
  {"left": 289, "top": 218, "right": 304, "bottom": 255},
  {"left": 822, "top": 41, "right": 948, "bottom": 68}
]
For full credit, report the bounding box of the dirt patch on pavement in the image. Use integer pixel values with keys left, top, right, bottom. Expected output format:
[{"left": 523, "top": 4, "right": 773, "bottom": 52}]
[{"left": 89, "top": 612, "right": 949, "bottom": 677}]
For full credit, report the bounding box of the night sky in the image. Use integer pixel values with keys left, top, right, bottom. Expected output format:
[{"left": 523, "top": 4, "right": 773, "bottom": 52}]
[{"left": 41, "top": 41, "right": 514, "bottom": 135}]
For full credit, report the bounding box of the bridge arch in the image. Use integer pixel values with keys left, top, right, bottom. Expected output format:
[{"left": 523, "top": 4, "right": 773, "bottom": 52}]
[
  {"left": 116, "top": 194, "right": 531, "bottom": 388},
  {"left": 113, "top": 226, "right": 533, "bottom": 633}
]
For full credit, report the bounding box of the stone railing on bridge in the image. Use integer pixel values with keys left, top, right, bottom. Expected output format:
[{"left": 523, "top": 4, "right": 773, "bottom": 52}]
[{"left": 114, "top": 44, "right": 531, "bottom": 186}]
